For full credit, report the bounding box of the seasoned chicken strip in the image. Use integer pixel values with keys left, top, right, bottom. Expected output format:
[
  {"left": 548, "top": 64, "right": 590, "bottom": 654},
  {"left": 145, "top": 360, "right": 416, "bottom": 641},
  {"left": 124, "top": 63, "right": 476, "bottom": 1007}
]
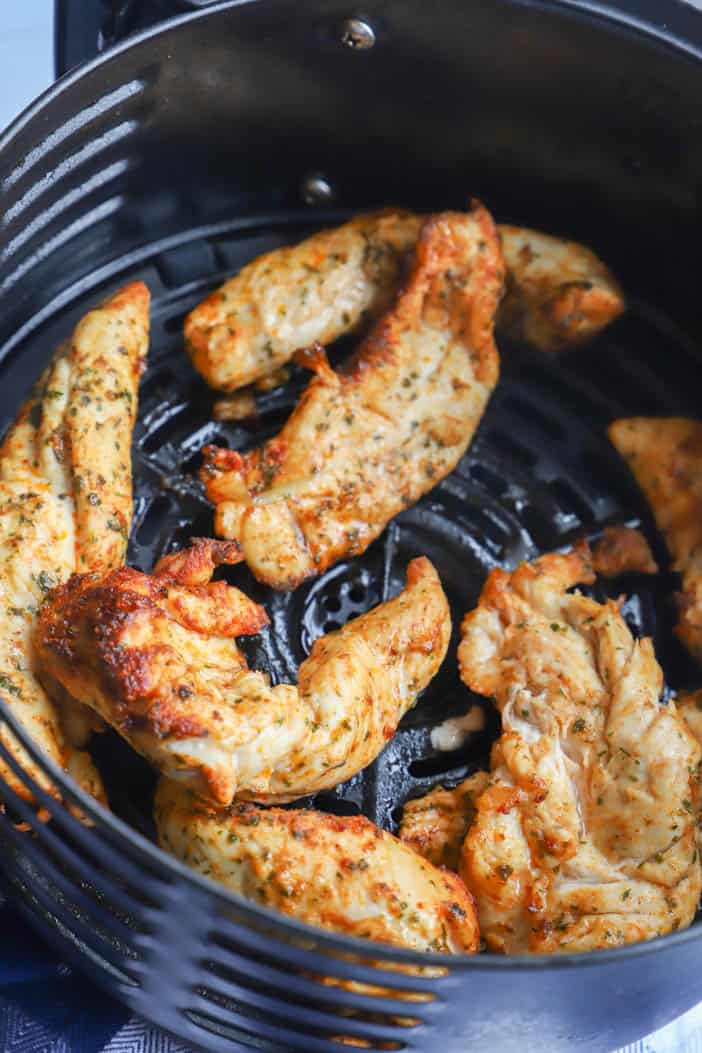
[
  {"left": 401, "top": 524, "right": 659, "bottom": 874},
  {"left": 186, "top": 210, "right": 422, "bottom": 391},
  {"left": 399, "top": 772, "right": 489, "bottom": 871},
  {"left": 457, "top": 544, "right": 701, "bottom": 954},
  {"left": 186, "top": 214, "right": 624, "bottom": 392},
  {"left": 201, "top": 205, "right": 503, "bottom": 589},
  {"left": 0, "top": 282, "right": 149, "bottom": 805},
  {"left": 400, "top": 531, "right": 658, "bottom": 875},
  {"left": 0, "top": 483, "right": 89, "bottom": 802},
  {"left": 609, "top": 418, "right": 702, "bottom": 664},
  {"left": 496, "top": 226, "right": 624, "bottom": 353},
  {"left": 35, "top": 555, "right": 449, "bottom": 805},
  {"left": 1, "top": 283, "right": 147, "bottom": 572},
  {"left": 155, "top": 779, "right": 480, "bottom": 953}
]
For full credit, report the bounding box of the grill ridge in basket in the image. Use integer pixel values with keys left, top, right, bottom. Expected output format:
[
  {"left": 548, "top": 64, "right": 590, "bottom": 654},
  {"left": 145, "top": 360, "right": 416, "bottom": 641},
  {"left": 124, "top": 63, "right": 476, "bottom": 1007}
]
[{"left": 0, "top": 212, "right": 700, "bottom": 1052}]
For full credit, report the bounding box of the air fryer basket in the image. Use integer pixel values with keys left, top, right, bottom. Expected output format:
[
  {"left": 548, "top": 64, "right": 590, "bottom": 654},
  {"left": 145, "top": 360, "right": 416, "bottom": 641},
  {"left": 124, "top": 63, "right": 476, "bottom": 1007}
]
[{"left": 1, "top": 2, "right": 702, "bottom": 1051}]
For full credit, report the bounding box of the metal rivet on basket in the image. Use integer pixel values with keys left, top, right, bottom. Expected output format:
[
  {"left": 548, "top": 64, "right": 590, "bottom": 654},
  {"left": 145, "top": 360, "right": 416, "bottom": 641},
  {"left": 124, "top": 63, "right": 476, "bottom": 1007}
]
[
  {"left": 340, "top": 17, "right": 376, "bottom": 50},
  {"left": 302, "top": 173, "right": 335, "bottom": 206}
]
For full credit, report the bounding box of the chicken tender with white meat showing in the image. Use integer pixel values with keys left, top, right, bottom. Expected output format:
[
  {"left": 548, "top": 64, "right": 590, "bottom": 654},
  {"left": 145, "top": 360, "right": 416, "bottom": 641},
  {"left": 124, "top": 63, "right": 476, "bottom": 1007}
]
[
  {"left": 186, "top": 212, "right": 624, "bottom": 393},
  {"left": 0, "top": 282, "right": 149, "bottom": 805},
  {"left": 155, "top": 778, "right": 480, "bottom": 953},
  {"left": 201, "top": 205, "right": 503, "bottom": 589},
  {"left": 35, "top": 554, "right": 450, "bottom": 806},
  {"left": 457, "top": 544, "right": 702, "bottom": 954},
  {"left": 609, "top": 418, "right": 702, "bottom": 665},
  {"left": 185, "top": 210, "right": 422, "bottom": 391}
]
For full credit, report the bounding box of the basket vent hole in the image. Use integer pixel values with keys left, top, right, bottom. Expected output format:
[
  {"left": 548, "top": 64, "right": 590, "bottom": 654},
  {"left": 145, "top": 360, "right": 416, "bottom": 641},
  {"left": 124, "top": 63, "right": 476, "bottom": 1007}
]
[
  {"left": 504, "top": 395, "right": 567, "bottom": 442},
  {"left": 409, "top": 754, "right": 470, "bottom": 780},
  {"left": 162, "top": 310, "right": 189, "bottom": 335},
  {"left": 324, "top": 619, "right": 341, "bottom": 633},
  {"left": 349, "top": 584, "right": 366, "bottom": 603},
  {"left": 180, "top": 448, "right": 204, "bottom": 476},
  {"left": 138, "top": 367, "right": 177, "bottom": 404},
  {"left": 314, "top": 794, "right": 362, "bottom": 816},
  {"left": 518, "top": 503, "right": 555, "bottom": 550},
  {"left": 581, "top": 447, "right": 630, "bottom": 497},
  {"left": 136, "top": 495, "right": 172, "bottom": 547},
  {"left": 548, "top": 478, "right": 593, "bottom": 528},
  {"left": 324, "top": 595, "right": 342, "bottom": 614},
  {"left": 469, "top": 462, "right": 507, "bottom": 497},
  {"left": 390, "top": 804, "right": 405, "bottom": 827},
  {"left": 140, "top": 405, "right": 192, "bottom": 455},
  {"left": 485, "top": 428, "right": 538, "bottom": 469}
]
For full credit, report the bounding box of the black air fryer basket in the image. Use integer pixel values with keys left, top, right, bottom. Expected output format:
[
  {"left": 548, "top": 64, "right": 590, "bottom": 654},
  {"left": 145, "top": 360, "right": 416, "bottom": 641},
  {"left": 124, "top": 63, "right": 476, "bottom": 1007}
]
[{"left": 1, "top": 2, "right": 702, "bottom": 1051}]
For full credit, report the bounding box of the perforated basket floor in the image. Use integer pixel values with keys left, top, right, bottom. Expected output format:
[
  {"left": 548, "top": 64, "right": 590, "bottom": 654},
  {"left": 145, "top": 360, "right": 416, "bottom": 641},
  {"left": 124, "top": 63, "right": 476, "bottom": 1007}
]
[
  {"left": 13, "top": 207, "right": 700, "bottom": 835},
  {"left": 1, "top": 210, "right": 702, "bottom": 1053}
]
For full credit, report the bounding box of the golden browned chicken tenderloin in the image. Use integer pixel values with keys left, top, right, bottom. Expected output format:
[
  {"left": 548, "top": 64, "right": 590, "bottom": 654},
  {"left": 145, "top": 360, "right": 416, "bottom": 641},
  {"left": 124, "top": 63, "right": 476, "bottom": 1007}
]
[
  {"left": 496, "top": 226, "right": 624, "bottom": 353},
  {"left": 609, "top": 418, "right": 702, "bottom": 664},
  {"left": 0, "top": 282, "right": 149, "bottom": 806},
  {"left": 456, "top": 544, "right": 701, "bottom": 954},
  {"left": 201, "top": 205, "right": 503, "bottom": 589},
  {"left": 35, "top": 554, "right": 450, "bottom": 806},
  {"left": 155, "top": 778, "right": 480, "bottom": 953},
  {"left": 185, "top": 213, "right": 624, "bottom": 392}
]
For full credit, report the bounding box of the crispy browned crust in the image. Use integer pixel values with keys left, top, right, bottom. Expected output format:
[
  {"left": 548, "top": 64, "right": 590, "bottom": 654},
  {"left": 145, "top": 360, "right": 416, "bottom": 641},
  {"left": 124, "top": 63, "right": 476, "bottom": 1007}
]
[
  {"left": 153, "top": 537, "right": 243, "bottom": 585},
  {"left": 36, "top": 555, "right": 448, "bottom": 806},
  {"left": 591, "top": 526, "right": 659, "bottom": 578},
  {"left": 35, "top": 540, "right": 268, "bottom": 730}
]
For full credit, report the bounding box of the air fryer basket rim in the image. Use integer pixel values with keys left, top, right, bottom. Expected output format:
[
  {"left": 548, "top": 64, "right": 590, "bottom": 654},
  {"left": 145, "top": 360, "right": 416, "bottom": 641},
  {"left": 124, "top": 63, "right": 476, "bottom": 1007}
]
[
  {"left": 0, "top": 0, "right": 701, "bottom": 161},
  {"left": 0, "top": 0, "right": 701, "bottom": 979}
]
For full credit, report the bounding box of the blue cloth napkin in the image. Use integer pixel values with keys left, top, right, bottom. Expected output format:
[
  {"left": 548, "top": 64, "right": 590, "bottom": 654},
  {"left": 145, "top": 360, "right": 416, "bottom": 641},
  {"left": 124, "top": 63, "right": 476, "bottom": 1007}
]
[
  {"left": 0, "top": 899, "right": 699, "bottom": 1053},
  {"left": 0, "top": 904, "right": 187, "bottom": 1053}
]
